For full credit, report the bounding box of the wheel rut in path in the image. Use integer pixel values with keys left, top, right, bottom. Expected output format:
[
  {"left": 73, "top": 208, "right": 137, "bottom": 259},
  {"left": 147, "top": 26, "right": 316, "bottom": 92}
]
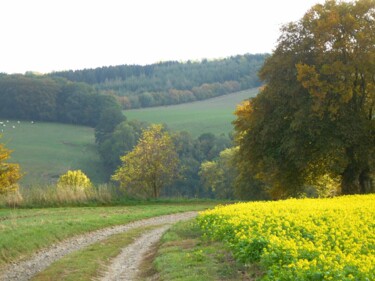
[
  {"left": 98, "top": 225, "right": 170, "bottom": 281},
  {"left": 0, "top": 212, "right": 197, "bottom": 281}
]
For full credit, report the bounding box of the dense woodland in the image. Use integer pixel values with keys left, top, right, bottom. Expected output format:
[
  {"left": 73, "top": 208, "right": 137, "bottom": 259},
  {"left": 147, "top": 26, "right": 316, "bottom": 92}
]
[
  {"left": 50, "top": 54, "right": 266, "bottom": 108},
  {"left": 0, "top": 74, "right": 120, "bottom": 127}
]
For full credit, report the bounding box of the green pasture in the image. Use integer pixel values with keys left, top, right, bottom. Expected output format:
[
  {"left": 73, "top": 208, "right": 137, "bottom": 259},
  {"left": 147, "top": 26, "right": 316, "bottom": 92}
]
[
  {"left": 0, "top": 121, "right": 105, "bottom": 185},
  {"left": 124, "top": 88, "right": 259, "bottom": 137}
]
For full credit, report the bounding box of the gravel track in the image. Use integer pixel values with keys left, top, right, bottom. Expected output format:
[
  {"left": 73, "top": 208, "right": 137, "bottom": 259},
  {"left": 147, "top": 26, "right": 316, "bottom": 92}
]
[
  {"left": 1, "top": 211, "right": 197, "bottom": 281},
  {"left": 98, "top": 225, "right": 170, "bottom": 281}
]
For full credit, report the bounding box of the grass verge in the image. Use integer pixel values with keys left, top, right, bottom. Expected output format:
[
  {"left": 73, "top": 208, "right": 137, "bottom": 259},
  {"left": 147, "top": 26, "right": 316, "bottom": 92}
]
[
  {"left": 146, "top": 219, "right": 263, "bottom": 281},
  {"left": 0, "top": 202, "right": 217, "bottom": 269},
  {"left": 32, "top": 225, "right": 159, "bottom": 281}
]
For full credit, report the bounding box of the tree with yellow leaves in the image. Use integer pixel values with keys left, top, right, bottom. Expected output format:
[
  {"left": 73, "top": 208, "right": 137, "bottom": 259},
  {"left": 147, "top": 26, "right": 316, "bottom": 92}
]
[
  {"left": 57, "top": 170, "right": 92, "bottom": 190},
  {"left": 112, "top": 124, "right": 179, "bottom": 198},
  {"left": 0, "top": 137, "right": 22, "bottom": 194}
]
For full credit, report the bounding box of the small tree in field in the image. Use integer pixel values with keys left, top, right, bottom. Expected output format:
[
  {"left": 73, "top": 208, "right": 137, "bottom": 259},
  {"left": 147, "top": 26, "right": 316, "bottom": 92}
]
[
  {"left": 112, "top": 124, "right": 179, "bottom": 198},
  {"left": 57, "top": 170, "right": 92, "bottom": 190},
  {"left": 0, "top": 138, "right": 22, "bottom": 194}
]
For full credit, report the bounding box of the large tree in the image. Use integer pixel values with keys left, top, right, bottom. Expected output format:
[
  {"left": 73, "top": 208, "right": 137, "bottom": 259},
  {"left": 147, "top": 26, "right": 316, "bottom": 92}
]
[
  {"left": 234, "top": 0, "right": 374, "bottom": 198},
  {"left": 112, "top": 124, "right": 179, "bottom": 198}
]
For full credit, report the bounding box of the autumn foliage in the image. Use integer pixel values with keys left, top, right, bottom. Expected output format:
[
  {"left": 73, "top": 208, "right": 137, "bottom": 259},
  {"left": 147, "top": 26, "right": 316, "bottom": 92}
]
[
  {"left": 234, "top": 0, "right": 375, "bottom": 198},
  {"left": 0, "top": 137, "right": 22, "bottom": 194},
  {"left": 57, "top": 170, "right": 92, "bottom": 190},
  {"left": 112, "top": 124, "right": 179, "bottom": 198}
]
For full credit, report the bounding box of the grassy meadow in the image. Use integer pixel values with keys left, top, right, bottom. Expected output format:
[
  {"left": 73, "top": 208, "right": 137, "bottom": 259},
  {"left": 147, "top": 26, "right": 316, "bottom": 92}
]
[
  {"left": 124, "top": 88, "right": 259, "bottom": 137},
  {"left": 0, "top": 120, "right": 106, "bottom": 185}
]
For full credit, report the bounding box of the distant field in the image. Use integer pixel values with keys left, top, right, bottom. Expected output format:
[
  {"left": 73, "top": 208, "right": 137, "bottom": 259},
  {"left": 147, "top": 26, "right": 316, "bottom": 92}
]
[
  {"left": 0, "top": 121, "right": 106, "bottom": 185},
  {"left": 124, "top": 88, "right": 259, "bottom": 137}
]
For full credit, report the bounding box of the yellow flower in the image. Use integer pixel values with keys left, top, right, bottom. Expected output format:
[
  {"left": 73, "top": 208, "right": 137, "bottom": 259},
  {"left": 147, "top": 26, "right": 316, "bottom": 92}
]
[{"left": 198, "top": 194, "right": 375, "bottom": 280}]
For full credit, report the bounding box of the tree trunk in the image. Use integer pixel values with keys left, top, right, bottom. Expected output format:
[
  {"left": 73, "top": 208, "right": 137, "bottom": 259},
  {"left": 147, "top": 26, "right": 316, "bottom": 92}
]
[
  {"left": 341, "top": 165, "right": 360, "bottom": 194},
  {"left": 359, "top": 168, "right": 373, "bottom": 194},
  {"left": 341, "top": 147, "right": 373, "bottom": 195},
  {"left": 341, "top": 147, "right": 360, "bottom": 195},
  {"left": 153, "top": 182, "right": 157, "bottom": 198}
]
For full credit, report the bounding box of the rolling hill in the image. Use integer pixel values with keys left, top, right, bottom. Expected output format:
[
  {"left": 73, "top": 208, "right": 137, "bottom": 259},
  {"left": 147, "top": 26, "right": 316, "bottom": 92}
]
[
  {"left": 1, "top": 121, "right": 106, "bottom": 185},
  {"left": 124, "top": 87, "right": 258, "bottom": 137},
  {"left": 0, "top": 88, "right": 258, "bottom": 185}
]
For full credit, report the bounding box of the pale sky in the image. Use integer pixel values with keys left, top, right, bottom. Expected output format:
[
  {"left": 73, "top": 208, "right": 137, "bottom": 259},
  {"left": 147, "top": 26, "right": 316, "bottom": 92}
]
[{"left": 1, "top": 0, "right": 325, "bottom": 74}]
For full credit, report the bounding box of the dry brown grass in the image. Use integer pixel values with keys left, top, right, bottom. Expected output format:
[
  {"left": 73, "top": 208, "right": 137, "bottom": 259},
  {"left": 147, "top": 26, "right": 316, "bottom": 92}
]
[{"left": 0, "top": 184, "right": 116, "bottom": 207}]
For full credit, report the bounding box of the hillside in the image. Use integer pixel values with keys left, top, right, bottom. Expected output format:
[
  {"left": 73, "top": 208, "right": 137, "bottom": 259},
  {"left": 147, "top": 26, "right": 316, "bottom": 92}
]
[
  {"left": 125, "top": 87, "right": 258, "bottom": 137},
  {"left": 0, "top": 88, "right": 258, "bottom": 186},
  {"left": 1, "top": 121, "right": 105, "bottom": 185},
  {"left": 50, "top": 54, "right": 266, "bottom": 109}
]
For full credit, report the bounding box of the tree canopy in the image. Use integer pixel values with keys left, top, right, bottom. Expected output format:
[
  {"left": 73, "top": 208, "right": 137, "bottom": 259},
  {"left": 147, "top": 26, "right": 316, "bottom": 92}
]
[
  {"left": 50, "top": 54, "right": 267, "bottom": 108},
  {"left": 112, "top": 124, "right": 179, "bottom": 198},
  {"left": 199, "top": 147, "right": 237, "bottom": 199},
  {"left": 57, "top": 170, "right": 92, "bottom": 191},
  {"left": 234, "top": 0, "right": 375, "bottom": 199},
  {"left": 0, "top": 74, "right": 122, "bottom": 128}
]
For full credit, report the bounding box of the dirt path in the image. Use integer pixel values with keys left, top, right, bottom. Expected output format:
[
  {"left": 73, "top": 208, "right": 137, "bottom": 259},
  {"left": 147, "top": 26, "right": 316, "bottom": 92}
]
[
  {"left": 1, "top": 212, "right": 197, "bottom": 281},
  {"left": 98, "top": 225, "right": 170, "bottom": 281}
]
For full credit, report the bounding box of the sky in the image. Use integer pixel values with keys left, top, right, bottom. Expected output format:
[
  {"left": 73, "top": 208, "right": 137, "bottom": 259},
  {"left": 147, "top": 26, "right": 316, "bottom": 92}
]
[{"left": 1, "top": 0, "right": 326, "bottom": 74}]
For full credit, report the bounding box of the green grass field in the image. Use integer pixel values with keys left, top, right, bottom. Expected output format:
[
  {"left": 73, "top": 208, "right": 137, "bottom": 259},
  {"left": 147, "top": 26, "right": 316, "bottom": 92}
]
[
  {"left": 124, "top": 88, "right": 259, "bottom": 137},
  {"left": 0, "top": 121, "right": 106, "bottom": 185}
]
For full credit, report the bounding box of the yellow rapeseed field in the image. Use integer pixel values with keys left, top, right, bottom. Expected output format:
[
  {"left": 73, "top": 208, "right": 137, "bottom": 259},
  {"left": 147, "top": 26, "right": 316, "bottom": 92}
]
[{"left": 198, "top": 195, "right": 375, "bottom": 280}]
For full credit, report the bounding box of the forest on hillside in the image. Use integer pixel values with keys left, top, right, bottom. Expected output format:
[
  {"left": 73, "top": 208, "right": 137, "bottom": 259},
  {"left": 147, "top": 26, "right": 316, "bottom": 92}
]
[
  {"left": 50, "top": 54, "right": 267, "bottom": 108},
  {"left": 0, "top": 74, "right": 120, "bottom": 127}
]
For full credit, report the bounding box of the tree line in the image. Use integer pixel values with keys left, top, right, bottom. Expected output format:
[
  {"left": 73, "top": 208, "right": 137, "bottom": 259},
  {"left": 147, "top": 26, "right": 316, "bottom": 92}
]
[
  {"left": 49, "top": 54, "right": 267, "bottom": 108},
  {"left": 95, "top": 114, "right": 232, "bottom": 198},
  {"left": 0, "top": 74, "right": 121, "bottom": 127}
]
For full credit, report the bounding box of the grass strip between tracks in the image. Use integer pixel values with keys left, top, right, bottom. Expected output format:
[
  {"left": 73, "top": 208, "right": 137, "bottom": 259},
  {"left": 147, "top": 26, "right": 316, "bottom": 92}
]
[{"left": 32, "top": 225, "right": 158, "bottom": 281}]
